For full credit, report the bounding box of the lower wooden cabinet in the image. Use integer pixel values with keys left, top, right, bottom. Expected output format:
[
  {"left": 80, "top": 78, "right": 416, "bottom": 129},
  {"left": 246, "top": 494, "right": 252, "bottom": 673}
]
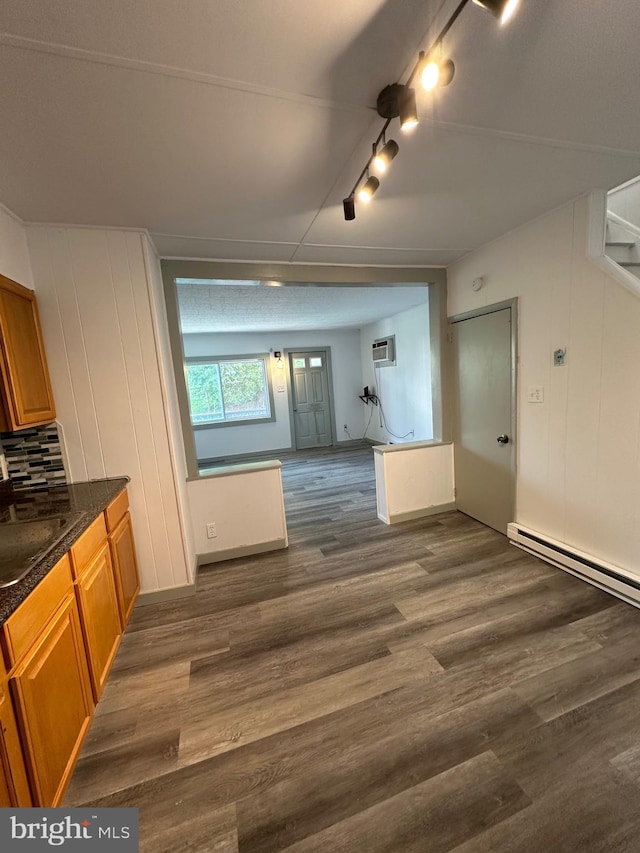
[
  {"left": 0, "top": 667, "right": 31, "bottom": 806},
  {"left": 1, "top": 486, "right": 139, "bottom": 806},
  {"left": 109, "top": 510, "right": 140, "bottom": 627},
  {"left": 10, "top": 594, "right": 93, "bottom": 806},
  {"left": 75, "top": 543, "right": 122, "bottom": 701}
]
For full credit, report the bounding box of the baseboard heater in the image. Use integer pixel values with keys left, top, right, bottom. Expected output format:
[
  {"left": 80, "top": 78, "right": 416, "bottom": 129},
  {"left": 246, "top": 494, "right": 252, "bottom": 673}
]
[{"left": 507, "top": 522, "right": 640, "bottom": 609}]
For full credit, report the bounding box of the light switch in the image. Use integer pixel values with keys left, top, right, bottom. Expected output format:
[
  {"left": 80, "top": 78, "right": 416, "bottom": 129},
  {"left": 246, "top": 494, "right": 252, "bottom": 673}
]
[{"left": 527, "top": 386, "right": 544, "bottom": 403}]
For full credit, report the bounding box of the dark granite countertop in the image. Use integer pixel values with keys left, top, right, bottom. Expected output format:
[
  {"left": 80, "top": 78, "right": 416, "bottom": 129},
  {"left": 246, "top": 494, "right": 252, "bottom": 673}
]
[{"left": 0, "top": 477, "right": 129, "bottom": 625}]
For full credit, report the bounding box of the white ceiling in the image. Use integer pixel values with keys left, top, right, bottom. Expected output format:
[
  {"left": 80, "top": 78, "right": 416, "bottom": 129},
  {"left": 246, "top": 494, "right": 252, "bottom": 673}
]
[
  {"left": 1, "top": 0, "right": 640, "bottom": 266},
  {"left": 176, "top": 283, "right": 428, "bottom": 334}
]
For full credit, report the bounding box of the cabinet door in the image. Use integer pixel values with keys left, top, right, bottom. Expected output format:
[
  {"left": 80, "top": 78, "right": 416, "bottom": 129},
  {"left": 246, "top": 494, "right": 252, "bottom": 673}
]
[
  {"left": 109, "top": 511, "right": 140, "bottom": 627},
  {"left": 0, "top": 676, "right": 31, "bottom": 807},
  {"left": 76, "top": 543, "right": 122, "bottom": 701},
  {"left": 0, "top": 274, "right": 56, "bottom": 431},
  {"left": 11, "top": 595, "right": 93, "bottom": 806}
]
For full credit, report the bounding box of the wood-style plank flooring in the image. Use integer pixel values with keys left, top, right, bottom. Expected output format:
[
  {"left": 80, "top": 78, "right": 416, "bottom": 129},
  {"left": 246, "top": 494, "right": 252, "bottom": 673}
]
[{"left": 66, "top": 443, "right": 640, "bottom": 851}]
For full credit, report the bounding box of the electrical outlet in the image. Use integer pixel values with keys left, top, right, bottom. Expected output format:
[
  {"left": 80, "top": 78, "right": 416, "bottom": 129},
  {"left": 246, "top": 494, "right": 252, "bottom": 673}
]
[
  {"left": 553, "top": 348, "right": 566, "bottom": 366},
  {"left": 527, "top": 386, "right": 544, "bottom": 403},
  {"left": 206, "top": 522, "right": 217, "bottom": 539}
]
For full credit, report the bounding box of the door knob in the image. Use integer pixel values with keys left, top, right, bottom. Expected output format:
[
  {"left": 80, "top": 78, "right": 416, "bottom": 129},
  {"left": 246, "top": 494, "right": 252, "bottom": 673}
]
[{"left": 497, "top": 434, "right": 509, "bottom": 445}]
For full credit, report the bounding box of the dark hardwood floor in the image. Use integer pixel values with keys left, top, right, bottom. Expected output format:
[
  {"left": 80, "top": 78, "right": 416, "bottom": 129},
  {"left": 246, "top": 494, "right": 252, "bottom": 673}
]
[{"left": 65, "top": 443, "right": 640, "bottom": 851}]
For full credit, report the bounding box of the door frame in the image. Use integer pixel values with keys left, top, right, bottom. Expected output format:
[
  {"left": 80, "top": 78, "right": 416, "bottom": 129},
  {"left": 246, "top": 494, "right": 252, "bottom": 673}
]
[
  {"left": 448, "top": 298, "right": 518, "bottom": 524},
  {"left": 284, "top": 347, "right": 338, "bottom": 449}
]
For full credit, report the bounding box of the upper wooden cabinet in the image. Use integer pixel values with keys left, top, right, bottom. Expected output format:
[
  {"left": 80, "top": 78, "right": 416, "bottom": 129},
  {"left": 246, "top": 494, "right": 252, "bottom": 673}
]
[{"left": 0, "top": 274, "right": 56, "bottom": 432}]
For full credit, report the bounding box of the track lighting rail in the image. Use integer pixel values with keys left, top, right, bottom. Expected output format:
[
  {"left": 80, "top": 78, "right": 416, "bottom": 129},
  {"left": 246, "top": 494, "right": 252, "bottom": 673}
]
[{"left": 343, "top": 0, "right": 520, "bottom": 220}]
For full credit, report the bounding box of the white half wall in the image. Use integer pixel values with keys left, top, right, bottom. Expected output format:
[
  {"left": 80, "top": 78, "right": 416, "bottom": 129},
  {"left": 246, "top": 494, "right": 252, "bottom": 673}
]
[
  {"left": 0, "top": 203, "right": 33, "bottom": 288},
  {"left": 27, "top": 225, "right": 191, "bottom": 594},
  {"left": 184, "top": 329, "right": 364, "bottom": 460},
  {"left": 360, "top": 299, "right": 432, "bottom": 444},
  {"left": 188, "top": 462, "right": 287, "bottom": 562},
  {"left": 374, "top": 441, "right": 455, "bottom": 524},
  {"left": 448, "top": 195, "right": 640, "bottom": 579}
]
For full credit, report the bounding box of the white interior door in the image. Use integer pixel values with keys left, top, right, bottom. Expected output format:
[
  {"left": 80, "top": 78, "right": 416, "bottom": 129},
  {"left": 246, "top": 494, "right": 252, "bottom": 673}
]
[
  {"left": 289, "top": 351, "right": 332, "bottom": 449},
  {"left": 452, "top": 306, "right": 515, "bottom": 534}
]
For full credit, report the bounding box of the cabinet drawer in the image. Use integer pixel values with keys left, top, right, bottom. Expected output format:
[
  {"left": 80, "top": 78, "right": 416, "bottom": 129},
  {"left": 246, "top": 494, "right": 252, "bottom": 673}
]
[
  {"left": 2, "top": 554, "right": 73, "bottom": 668},
  {"left": 105, "top": 488, "right": 129, "bottom": 533},
  {"left": 70, "top": 514, "right": 107, "bottom": 579}
]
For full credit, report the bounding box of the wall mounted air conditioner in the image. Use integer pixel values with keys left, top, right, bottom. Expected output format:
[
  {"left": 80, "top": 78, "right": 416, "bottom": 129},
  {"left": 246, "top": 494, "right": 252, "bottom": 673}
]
[{"left": 372, "top": 335, "right": 395, "bottom": 367}]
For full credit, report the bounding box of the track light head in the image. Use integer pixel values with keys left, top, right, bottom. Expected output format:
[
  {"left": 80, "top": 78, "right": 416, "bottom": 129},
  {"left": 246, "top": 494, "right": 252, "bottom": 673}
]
[
  {"left": 372, "top": 139, "right": 399, "bottom": 173},
  {"left": 472, "top": 0, "right": 520, "bottom": 25},
  {"left": 343, "top": 196, "right": 356, "bottom": 221},
  {"left": 399, "top": 87, "right": 418, "bottom": 131},
  {"left": 358, "top": 176, "right": 380, "bottom": 204},
  {"left": 376, "top": 83, "right": 418, "bottom": 130},
  {"left": 421, "top": 58, "right": 455, "bottom": 91}
]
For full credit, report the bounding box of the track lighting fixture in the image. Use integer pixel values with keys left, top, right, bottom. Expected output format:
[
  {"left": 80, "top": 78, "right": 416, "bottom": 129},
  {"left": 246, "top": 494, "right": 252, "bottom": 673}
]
[
  {"left": 342, "top": 0, "right": 522, "bottom": 220},
  {"left": 343, "top": 196, "right": 356, "bottom": 220},
  {"left": 421, "top": 57, "right": 455, "bottom": 91},
  {"left": 473, "top": 0, "right": 520, "bottom": 25},
  {"left": 376, "top": 83, "right": 419, "bottom": 131},
  {"left": 372, "top": 139, "right": 399, "bottom": 173},
  {"left": 399, "top": 87, "right": 419, "bottom": 131},
  {"left": 358, "top": 175, "right": 380, "bottom": 203}
]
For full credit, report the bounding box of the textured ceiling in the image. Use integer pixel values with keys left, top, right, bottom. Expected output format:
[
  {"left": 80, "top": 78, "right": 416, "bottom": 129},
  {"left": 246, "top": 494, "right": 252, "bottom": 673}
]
[
  {"left": 1, "top": 1, "right": 640, "bottom": 266},
  {"left": 176, "top": 283, "right": 428, "bottom": 333}
]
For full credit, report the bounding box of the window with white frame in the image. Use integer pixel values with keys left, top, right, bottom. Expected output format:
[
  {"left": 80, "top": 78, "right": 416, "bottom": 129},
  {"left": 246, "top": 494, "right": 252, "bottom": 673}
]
[{"left": 185, "top": 355, "right": 275, "bottom": 427}]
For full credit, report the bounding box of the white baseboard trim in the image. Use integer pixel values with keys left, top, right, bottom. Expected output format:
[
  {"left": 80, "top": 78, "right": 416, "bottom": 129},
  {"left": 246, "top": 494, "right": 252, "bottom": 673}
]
[
  {"left": 380, "top": 502, "right": 457, "bottom": 525},
  {"left": 197, "top": 537, "right": 288, "bottom": 567},
  {"left": 507, "top": 522, "right": 640, "bottom": 609},
  {"left": 137, "top": 583, "right": 196, "bottom": 606}
]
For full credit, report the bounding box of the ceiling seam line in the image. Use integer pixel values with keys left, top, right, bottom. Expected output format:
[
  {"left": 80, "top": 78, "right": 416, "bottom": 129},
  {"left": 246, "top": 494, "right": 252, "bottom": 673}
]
[{"left": 0, "top": 32, "right": 373, "bottom": 114}]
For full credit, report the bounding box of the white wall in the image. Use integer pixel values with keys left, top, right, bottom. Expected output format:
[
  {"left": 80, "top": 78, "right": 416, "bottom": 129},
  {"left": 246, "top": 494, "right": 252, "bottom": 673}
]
[
  {"left": 608, "top": 176, "right": 640, "bottom": 226},
  {"left": 143, "top": 240, "right": 197, "bottom": 579},
  {"left": 27, "top": 225, "right": 191, "bottom": 593},
  {"left": 0, "top": 203, "right": 33, "bottom": 288},
  {"left": 184, "top": 329, "right": 364, "bottom": 460},
  {"left": 360, "top": 300, "right": 432, "bottom": 444},
  {"left": 448, "top": 195, "right": 640, "bottom": 577}
]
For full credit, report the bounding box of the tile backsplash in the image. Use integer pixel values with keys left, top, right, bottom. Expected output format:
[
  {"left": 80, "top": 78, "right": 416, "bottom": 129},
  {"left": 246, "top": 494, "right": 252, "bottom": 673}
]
[{"left": 0, "top": 423, "right": 67, "bottom": 490}]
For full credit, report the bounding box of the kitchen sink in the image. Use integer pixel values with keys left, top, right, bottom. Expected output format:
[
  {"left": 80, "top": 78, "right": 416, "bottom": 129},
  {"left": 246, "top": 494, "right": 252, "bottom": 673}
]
[{"left": 0, "top": 511, "right": 86, "bottom": 588}]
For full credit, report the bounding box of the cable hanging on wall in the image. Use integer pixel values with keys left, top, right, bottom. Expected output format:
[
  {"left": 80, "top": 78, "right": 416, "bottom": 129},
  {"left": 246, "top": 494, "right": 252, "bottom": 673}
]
[{"left": 343, "top": 0, "right": 521, "bottom": 221}]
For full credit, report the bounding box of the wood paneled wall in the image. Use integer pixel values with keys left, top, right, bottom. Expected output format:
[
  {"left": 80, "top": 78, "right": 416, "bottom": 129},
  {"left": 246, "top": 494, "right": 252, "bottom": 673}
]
[
  {"left": 448, "top": 195, "right": 640, "bottom": 577},
  {"left": 27, "top": 226, "right": 190, "bottom": 593}
]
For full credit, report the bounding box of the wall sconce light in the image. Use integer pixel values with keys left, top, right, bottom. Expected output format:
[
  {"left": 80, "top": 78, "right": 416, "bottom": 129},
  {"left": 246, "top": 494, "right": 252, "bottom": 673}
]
[
  {"left": 273, "top": 351, "right": 284, "bottom": 368},
  {"left": 342, "top": 0, "right": 521, "bottom": 220}
]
